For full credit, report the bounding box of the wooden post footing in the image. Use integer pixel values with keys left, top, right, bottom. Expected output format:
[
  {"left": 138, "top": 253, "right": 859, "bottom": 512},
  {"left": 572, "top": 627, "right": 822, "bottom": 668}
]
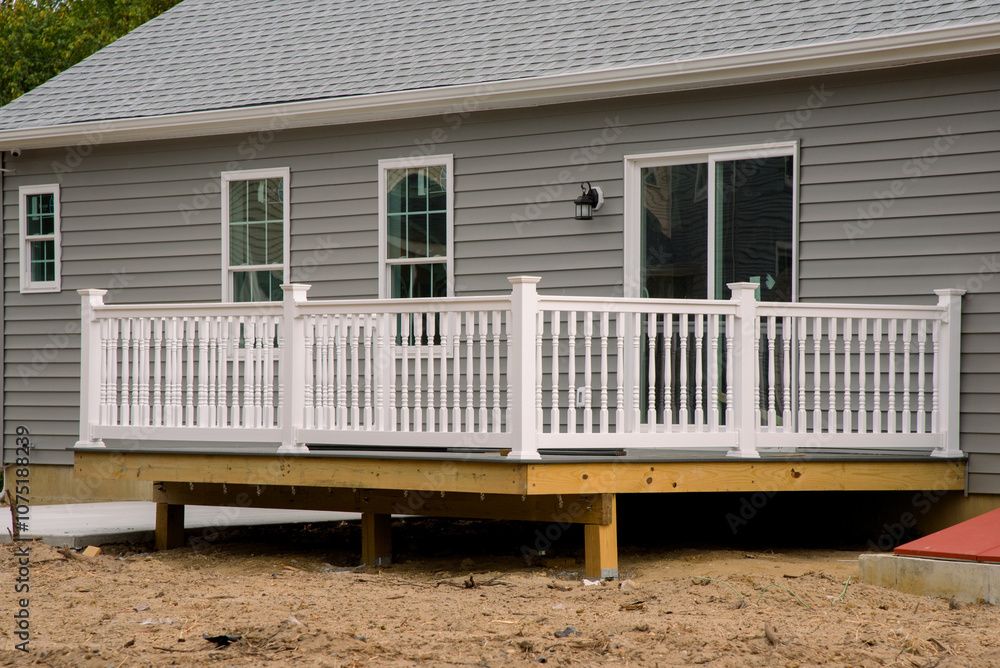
[
  {"left": 361, "top": 512, "right": 392, "bottom": 566},
  {"left": 584, "top": 494, "right": 618, "bottom": 579},
  {"left": 154, "top": 502, "right": 185, "bottom": 550}
]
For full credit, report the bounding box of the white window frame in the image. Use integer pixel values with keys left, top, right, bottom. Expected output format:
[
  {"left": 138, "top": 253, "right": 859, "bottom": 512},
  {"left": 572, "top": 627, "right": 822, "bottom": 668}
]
[
  {"left": 377, "top": 154, "right": 455, "bottom": 299},
  {"left": 19, "top": 184, "right": 61, "bottom": 294},
  {"left": 623, "top": 141, "right": 799, "bottom": 301},
  {"left": 220, "top": 167, "right": 291, "bottom": 303}
]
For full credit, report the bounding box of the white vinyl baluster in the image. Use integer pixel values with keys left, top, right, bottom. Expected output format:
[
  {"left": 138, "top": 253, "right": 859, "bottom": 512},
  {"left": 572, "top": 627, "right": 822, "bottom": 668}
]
[
  {"left": 98, "top": 319, "right": 108, "bottom": 426},
  {"left": 753, "top": 315, "right": 761, "bottom": 430},
  {"left": 583, "top": 312, "right": 594, "bottom": 434},
  {"left": 120, "top": 318, "right": 131, "bottom": 427},
  {"left": 796, "top": 317, "right": 806, "bottom": 432},
  {"left": 599, "top": 312, "right": 609, "bottom": 434},
  {"left": 917, "top": 319, "right": 927, "bottom": 434},
  {"left": 781, "top": 316, "right": 791, "bottom": 429},
  {"left": 535, "top": 310, "right": 544, "bottom": 433},
  {"left": 902, "top": 319, "right": 912, "bottom": 434},
  {"left": 550, "top": 312, "right": 560, "bottom": 434},
  {"left": 826, "top": 318, "right": 837, "bottom": 432},
  {"left": 426, "top": 315, "right": 436, "bottom": 432},
  {"left": 646, "top": 313, "right": 657, "bottom": 427},
  {"left": 679, "top": 313, "right": 689, "bottom": 429},
  {"left": 150, "top": 319, "right": 162, "bottom": 427},
  {"left": 694, "top": 314, "right": 705, "bottom": 429},
  {"left": 710, "top": 314, "right": 720, "bottom": 431},
  {"left": 858, "top": 319, "right": 868, "bottom": 434},
  {"left": 131, "top": 318, "right": 140, "bottom": 426},
  {"left": 440, "top": 313, "right": 451, "bottom": 432},
  {"left": 139, "top": 318, "right": 151, "bottom": 427},
  {"left": 931, "top": 319, "right": 941, "bottom": 433},
  {"left": 631, "top": 313, "right": 641, "bottom": 432},
  {"left": 843, "top": 318, "right": 853, "bottom": 433},
  {"left": 453, "top": 312, "right": 463, "bottom": 431},
  {"left": 400, "top": 313, "right": 411, "bottom": 432},
  {"left": 365, "top": 315, "right": 375, "bottom": 430},
  {"left": 887, "top": 319, "right": 897, "bottom": 434},
  {"left": 504, "top": 311, "right": 512, "bottom": 432},
  {"left": 228, "top": 318, "right": 239, "bottom": 427},
  {"left": 303, "top": 316, "right": 315, "bottom": 430},
  {"left": 197, "top": 318, "right": 208, "bottom": 427},
  {"left": 207, "top": 318, "right": 217, "bottom": 427},
  {"left": 615, "top": 314, "right": 625, "bottom": 433},
  {"left": 351, "top": 315, "right": 361, "bottom": 430},
  {"left": 186, "top": 318, "right": 196, "bottom": 427},
  {"left": 873, "top": 319, "right": 882, "bottom": 433},
  {"left": 388, "top": 313, "right": 398, "bottom": 432},
  {"left": 766, "top": 315, "right": 776, "bottom": 431},
  {"left": 812, "top": 317, "right": 822, "bottom": 432},
  {"left": 413, "top": 315, "right": 423, "bottom": 432},
  {"left": 478, "top": 311, "right": 488, "bottom": 433},
  {"left": 315, "top": 316, "right": 327, "bottom": 430},
  {"left": 491, "top": 311, "right": 501, "bottom": 432},
  {"left": 663, "top": 313, "right": 673, "bottom": 428},
  {"left": 264, "top": 317, "right": 275, "bottom": 428},
  {"left": 218, "top": 317, "right": 229, "bottom": 428},
  {"left": 566, "top": 312, "right": 576, "bottom": 434},
  {"left": 725, "top": 314, "right": 735, "bottom": 430},
  {"left": 465, "top": 311, "right": 475, "bottom": 431}
]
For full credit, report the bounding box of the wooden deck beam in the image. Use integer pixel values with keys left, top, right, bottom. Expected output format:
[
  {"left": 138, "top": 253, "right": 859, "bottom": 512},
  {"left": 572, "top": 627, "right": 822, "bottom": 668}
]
[{"left": 78, "top": 451, "right": 966, "bottom": 496}]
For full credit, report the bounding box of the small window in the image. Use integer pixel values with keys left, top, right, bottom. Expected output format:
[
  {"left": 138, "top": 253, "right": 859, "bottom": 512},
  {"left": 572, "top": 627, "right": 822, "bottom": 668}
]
[
  {"left": 379, "top": 155, "right": 453, "bottom": 299},
  {"left": 221, "top": 168, "right": 289, "bottom": 302},
  {"left": 19, "top": 185, "right": 61, "bottom": 293}
]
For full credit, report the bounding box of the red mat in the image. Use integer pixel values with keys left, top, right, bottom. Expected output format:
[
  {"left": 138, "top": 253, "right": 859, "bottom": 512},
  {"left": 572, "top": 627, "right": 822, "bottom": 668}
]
[{"left": 895, "top": 508, "right": 1000, "bottom": 563}]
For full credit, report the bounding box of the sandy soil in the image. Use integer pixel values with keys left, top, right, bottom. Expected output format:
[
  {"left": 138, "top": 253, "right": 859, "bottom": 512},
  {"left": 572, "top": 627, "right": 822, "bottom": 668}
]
[{"left": 2, "top": 520, "right": 999, "bottom": 667}]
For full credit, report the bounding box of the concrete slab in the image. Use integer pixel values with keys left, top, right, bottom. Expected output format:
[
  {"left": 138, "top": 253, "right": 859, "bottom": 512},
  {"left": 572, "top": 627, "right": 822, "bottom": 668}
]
[
  {"left": 1, "top": 502, "right": 359, "bottom": 549},
  {"left": 859, "top": 553, "right": 999, "bottom": 605}
]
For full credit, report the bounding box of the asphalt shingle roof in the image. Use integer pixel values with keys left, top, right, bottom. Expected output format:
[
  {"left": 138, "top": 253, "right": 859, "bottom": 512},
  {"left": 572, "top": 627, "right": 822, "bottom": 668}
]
[{"left": 1, "top": 0, "right": 998, "bottom": 131}]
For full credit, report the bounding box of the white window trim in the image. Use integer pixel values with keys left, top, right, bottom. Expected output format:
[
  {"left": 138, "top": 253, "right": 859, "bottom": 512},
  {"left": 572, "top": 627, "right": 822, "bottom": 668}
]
[
  {"left": 623, "top": 141, "right": 799, "bottom": 302},
  {"left": 220, "top": 167, "right": 291, "bottom": 303},
  {"left": 377, "top": 154, "right": 455, "bottom": 299},
  {"left": 19, "top": 183, "right": 61, "bottom": 294}
]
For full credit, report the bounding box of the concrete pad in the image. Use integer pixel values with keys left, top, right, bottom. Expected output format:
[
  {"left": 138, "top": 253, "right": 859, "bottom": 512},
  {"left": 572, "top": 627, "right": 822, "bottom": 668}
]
[
  {"left": 0, "top": 502, "right": 359, "bottom": 549},
  {"left": 859, "top": 553, "right": 999, "bottom": 605}
]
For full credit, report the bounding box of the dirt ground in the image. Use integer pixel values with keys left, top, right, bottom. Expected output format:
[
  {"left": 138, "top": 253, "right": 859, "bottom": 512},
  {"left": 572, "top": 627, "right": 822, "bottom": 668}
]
[{"left": 2, "top": 519, "right": 999, "bottom": 667}]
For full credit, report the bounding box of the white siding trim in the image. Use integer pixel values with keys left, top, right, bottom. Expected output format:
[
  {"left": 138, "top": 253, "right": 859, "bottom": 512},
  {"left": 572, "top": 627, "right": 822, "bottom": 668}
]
[
  {"left": 18, "top": 183, "right": 61, "bottom": 294},
  {"left": 623, "top": 141, "right": 799, "bottom": 301},
  {"left": 220, "top": 167, "right": 291, "bottom": 302},
  {"left": 377, "top": 154, "right": 455, "bottom": 298}
]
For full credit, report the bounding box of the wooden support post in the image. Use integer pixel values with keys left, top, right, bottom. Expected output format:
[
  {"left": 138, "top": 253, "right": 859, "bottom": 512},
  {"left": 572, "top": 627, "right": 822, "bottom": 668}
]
[
  {"left": 361, "top": 512, "right": 392, "bottom": 567},
  {"left": 154, "top": 502, "right": 185, "bottom": 550},
  {"left": 584, "top": 494, "right": 618, "bottom": 579}
]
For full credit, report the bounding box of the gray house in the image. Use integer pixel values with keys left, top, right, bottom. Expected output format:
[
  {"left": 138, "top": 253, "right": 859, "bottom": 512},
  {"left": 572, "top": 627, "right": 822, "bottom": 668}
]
[{"left": 1, "top": 0, "right": 999, "bottom": 573}]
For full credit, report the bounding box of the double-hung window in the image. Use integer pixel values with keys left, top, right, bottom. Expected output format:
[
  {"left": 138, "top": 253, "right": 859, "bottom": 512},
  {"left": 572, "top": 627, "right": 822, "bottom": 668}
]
[
  {"left": 19, "top": 184, "right": 61, "bottom": 293},
  {"left": 221, "top": 168, "right": 290, "bottom": 302},
  {"left": 625, "top": 143, "right": 797, "bottom": 302},
  {"left": 378, "top": 155, "right": 454, "bottom": 299}
]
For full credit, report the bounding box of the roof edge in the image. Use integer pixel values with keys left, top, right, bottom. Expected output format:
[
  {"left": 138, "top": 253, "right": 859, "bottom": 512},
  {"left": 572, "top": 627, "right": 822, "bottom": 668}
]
[{"left": 3, "top": 20, "right": 1000, "bottom": 150}]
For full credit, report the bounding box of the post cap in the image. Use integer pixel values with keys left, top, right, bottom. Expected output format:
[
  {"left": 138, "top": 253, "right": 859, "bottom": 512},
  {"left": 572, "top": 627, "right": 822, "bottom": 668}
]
[
  {"left": 933, "top": 288, "right": 967, "bottom": 297},
  {"left": 77, "top": 289, "right": 108, "bottom": 296},
  {"left": 726, "top": 282, "right": 759, "bottom": 291},
  {"left": 507, "top": 276, "right": 542, "bottom": 285}
]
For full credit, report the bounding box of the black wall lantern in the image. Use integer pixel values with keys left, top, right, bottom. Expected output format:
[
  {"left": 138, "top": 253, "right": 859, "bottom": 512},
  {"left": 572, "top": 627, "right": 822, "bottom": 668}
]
[{"left": 574, "top": 182, "right": 604, "bottom": 220}]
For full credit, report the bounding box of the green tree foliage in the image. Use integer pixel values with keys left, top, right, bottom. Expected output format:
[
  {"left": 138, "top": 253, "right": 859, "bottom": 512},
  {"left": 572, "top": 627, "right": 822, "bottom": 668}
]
[{"left": 0, "top": 0, "right": 182, "bottom": 106}]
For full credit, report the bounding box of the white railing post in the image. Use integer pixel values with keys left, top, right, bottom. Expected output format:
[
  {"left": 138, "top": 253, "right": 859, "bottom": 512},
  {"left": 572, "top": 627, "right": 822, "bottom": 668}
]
[
  {"left": 508, "top": 276, "right": 542, "bottom": 460},
  {"left": 279, "top": 284, "right": 311, "bottom": 453},
  {"left": 75, "top": 289, "right": 108, "bottom": 449},
  {"left": 933, "top": 288, "right": 965, "bottom": 458},
  {"left": 728, "top": 282, "right": 761, "bottom": 458}
]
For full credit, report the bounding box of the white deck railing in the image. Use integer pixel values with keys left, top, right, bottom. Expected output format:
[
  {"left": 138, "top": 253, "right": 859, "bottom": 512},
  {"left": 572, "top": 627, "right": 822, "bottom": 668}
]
[{"left": 75, "top": 278, "right": 964, "bottom": 459}]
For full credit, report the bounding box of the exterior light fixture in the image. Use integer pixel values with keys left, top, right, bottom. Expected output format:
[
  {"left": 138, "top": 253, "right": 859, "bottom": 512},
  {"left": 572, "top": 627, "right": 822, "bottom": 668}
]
[{"left": 574, "top": 182, "right": 604, "bottom": 220}]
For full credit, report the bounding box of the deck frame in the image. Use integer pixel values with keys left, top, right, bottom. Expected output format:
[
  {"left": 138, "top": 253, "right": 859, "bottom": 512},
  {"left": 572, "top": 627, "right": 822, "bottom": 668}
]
[{"left": 83, "top": 450, "right": 964, "bottom": 580}]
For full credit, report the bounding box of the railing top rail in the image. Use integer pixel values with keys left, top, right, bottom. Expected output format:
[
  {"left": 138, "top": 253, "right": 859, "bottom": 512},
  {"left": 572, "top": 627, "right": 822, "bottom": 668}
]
[
  {"left": 537, "top": 295, "right": 737, "bottom": 315},
  {"left": 756, "top": 300, "right": 944, "bottom": 319},
  {"left": 94, "top": 302, "right": 283, "bottom": 319},
  {"left": 299, "top": 296, "right": 511, "bottom": 314}
]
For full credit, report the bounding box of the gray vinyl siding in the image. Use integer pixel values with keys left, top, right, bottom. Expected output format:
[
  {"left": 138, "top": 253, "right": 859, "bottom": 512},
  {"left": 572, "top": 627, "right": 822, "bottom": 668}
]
[{"left": 4, "top": 55, "right": 1000, "bottom": 492}]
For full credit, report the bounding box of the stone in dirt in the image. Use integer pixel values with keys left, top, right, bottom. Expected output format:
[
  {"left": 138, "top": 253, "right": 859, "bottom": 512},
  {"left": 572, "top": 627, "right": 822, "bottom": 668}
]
[{"left": 82, "top": 545, "right": 102, "bottom": 558}]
